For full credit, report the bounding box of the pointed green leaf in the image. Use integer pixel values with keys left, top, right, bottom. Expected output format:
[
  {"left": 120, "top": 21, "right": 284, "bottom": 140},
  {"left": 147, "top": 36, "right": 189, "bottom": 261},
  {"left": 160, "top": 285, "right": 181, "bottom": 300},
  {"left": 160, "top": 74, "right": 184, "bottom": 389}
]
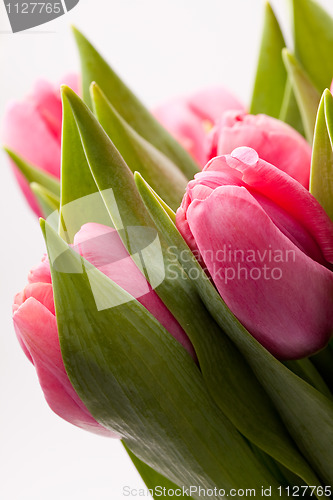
[
  {"left": 72, "top": 27, "right": 199, "bottom": 180},
  {"left": 61, "top": 86, "right": 151, "bottom": 230},
  {"left": 282, "top": 50, "right": 321, "bottom": 142},
  {"left": 4, "top": 148, "right": 60, "bottom": 197},
  {"left": 41, "top": 220, "right": 280, "bottom": 496},
  {"left": 123, "top": 444, "right": 194, "bottom": 499},
  {"left": 90, "top": 82, "right": 187, "bottom": 211},
  {"left": 250, "top": 2, "right": 287, "bottom": 118},
  {"left": 292, "top": 0, "right": 333, "bottom": 92},
  {"left": 134, "top": 173, "right": 321, "bottom": 488},
  {"left": 59, "top": 88, "right": 113, "bottom": 242},
  {"left": 136, "top": 175, "right": 333, "bottom": 486},
  {"left": 279, "top": 79, "right": 305, "bottom": 136},
  {"left": 310, "top": 89, "right": 333, "bottom": 222},
  {"left": 30, "top": 183, "right": 60, "bottom": 219}
]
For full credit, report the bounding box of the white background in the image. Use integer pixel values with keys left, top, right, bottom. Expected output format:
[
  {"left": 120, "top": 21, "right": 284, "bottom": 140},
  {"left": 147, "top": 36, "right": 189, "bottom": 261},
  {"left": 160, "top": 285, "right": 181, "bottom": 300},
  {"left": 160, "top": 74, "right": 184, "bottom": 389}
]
[{"left": 0, "top": 1, "right": 332, "bottom": 499}]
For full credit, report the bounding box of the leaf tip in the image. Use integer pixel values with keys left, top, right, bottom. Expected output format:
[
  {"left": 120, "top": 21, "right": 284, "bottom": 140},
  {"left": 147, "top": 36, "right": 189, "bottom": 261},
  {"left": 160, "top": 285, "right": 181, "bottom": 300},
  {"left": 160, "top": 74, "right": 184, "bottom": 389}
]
[
  {"left": 133, "top": 171, "right": 145, "bottom": 190},
  {"left": 71, "top": 24, "right": 83, "bottom": 40},
  {"left": 282, "top": 47, "right": 292, "bottom": 62},
  {"left": 264, "top": 1, "right": 273, "bottom": 14},
  {"left": 323, "top": 88, "right": 333, "bottom": 101},
  {"left": 39, "top": 217, "right": 46, "bottom": 235},
  {"left": 60, "top": 85, "right": 82, "bottom": 110},
  {"left": 89, "top": 81, "right": 100, "bottom": 99},
  {"left": 61, "top": 84, "right": 74, "bottom": 97}
]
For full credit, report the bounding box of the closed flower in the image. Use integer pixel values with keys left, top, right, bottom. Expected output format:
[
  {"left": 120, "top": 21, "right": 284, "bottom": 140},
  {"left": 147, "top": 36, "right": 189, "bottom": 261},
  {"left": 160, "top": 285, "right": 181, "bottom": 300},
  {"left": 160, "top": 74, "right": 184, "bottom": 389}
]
[
  {"left": 13, "top": 223, "right": 193, "bottom": 434},
  {"left": 3, "top": 74, "right": 78, "bottom": 216},
  {"left": 176, "top": 147, "right": 333, "bottom": 360},
  {"left": 208, "top": 111, "right": 312, "bottom": 187}
]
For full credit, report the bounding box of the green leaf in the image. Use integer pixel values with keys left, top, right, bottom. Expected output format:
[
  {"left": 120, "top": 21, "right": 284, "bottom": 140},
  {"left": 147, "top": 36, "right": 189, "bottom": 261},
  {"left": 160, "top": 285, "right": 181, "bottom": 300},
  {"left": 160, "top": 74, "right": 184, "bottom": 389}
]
[
  {"left": 282, "top": 50, "right": 321, "bottom": 142},
  {"left": 72, "top": 26, "right": 199, "bottom": 180},
  {"left": 279, "top": 80, "right": 305, "bottom": 136},
  {"left": 311, "top": 344, "right": 333, "bottom": 394},
  {"left": 4, "top": 148, "right": 60, "bottom": 197},
  {"left": 283, "top": 359, "right": 332, "bottom": 399},
  {"left": 90, "top": 82, "right": 187, "bottom": 211},
  {"left": 250, "top": 2, "right": 287, "bottom": 118},
  {"left": 310, "top": 89, "right": 333, "bottom": 222},
  {"left": 136, "top": 178, "right": 333, "bottom": 486},
  {"left": 59, "top": 88, "right": 113, "bottom": 242},
  {"left": 134, "top": 173, "right": 322, "bottom": 488},
  {"left": 41, "top": 220, "right": 281, "bottom": 496},
  {"left": 61, "top": 86, "right": 152, "bottom": 230},
  {"left": 61, "top": 86, "right": 317, "bottom": 486},
  {"left": 292, "top": 0, "right": 333, "bottom": 92},
  {"left": 123, "top": 443, "right": 194, "bottom": 499},
  {"left": 30, "top": 183, "right": 60, "bottom": 219}
]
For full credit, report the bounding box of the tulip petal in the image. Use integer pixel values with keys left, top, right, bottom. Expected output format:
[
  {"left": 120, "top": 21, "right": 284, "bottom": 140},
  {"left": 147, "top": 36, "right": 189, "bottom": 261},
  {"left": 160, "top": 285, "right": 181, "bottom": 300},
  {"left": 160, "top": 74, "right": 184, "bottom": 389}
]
[
  {"left": 32, "top": 75, "right": 79, "bottom": 143},
  {"left": 204, "top": 148, "right": 333, "bottom": 264},
  {"left": 28, "top": 255, "right": 52, "bottom": 284},
  {"left": 13, "top": 297, "right": 117, "bottom": 437},
  {"left": 217, "top": 112, "right": 311, "bottom": 187},
  {"left": 23, "top": 282, "right": 55, "bottom": 315},
  {"left": 154, "top": 97, "right": 208, "bottom": 165},
  {"left": 186, "top": 185, "right": 333, "bottom": 359},
  {"left": 188, "top": 86, "right": 244, "bottom": 123},
  {"left": 3, "top": 100, "right": 61, "bottom": 178},
  {"left": 33, "top": 80, "right": 63, "bottom": 142},
  {"left": 154, "top": 87, "right": 244, "bottom": 166}
]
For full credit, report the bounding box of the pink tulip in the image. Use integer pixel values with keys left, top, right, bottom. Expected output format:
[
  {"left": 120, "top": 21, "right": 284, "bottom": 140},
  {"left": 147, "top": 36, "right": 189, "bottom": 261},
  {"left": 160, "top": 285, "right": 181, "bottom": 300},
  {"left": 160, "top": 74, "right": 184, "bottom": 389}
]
[
  {"left": 3, "top": 74, "right": 79, "bottom": 217},
  {"left": 154, "top": 86, "right": 244, "bottom": 167},
  {"left": 176, "top": 147, "right": 333, "bottom": 360},
  {"left": 208, "top": 111, "right": 312, "bottom": 187},
  {"left": 13, "top": 223, "right": 194, "bottom": 435}
]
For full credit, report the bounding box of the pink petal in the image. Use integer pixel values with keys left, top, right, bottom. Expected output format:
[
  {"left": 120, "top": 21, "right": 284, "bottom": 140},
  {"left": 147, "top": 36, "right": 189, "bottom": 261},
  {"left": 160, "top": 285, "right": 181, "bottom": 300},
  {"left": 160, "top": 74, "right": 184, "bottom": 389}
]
[
  {"left": 33, "top": 79, "right": 63, "bottom": 142},
  {"left": 13, "top": 297, "right": 118, "bottom": 437},
  {"left": 188, "top": 86, "right": 244, "bottom": 122},
  {"left": 32, "top": 74, "right": 79, "bottom": 142},
  {"left": 153, "top": 87, "right": 244, "bottom": 167},
  {"left": 2, "top": 74, "right": 78, "bottom": 216},
  {"left": 23, "top": 282, "right": 55, "bottom": 315},
  {"left": 154, "top": 97, "right": 208, "bottom": 165},
  {"left": 28, "top": 255, "right": 52, "bottom": 284},
  {"left": 223, "top": 148, "right": 333, "bottom": 263},
  {"left": 217, "top": 112, "right": 311, "bottom": 187},
  {"left": 187, "top": 185, "right": 333, "bottom": 360},
  {"left": 3, "top": 100, "right": 61, "bottom": 178}
]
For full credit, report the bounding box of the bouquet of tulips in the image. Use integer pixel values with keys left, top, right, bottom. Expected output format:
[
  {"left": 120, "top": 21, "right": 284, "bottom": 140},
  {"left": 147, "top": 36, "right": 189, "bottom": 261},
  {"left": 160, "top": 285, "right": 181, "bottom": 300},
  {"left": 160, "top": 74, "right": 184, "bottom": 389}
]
[{"left": 4, "top": 0, "right": 333, "bottom": 498}]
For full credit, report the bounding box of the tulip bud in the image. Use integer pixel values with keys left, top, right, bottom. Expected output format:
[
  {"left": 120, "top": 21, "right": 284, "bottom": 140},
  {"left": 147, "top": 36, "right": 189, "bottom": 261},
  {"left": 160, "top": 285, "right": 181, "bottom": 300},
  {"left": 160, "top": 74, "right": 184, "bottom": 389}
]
[
  {"left": 154, "top": 87, "right": 244, "bottom": 167},
  {"left": 13, "top": 223, "right": 194, "bottom": 433},
  {"left": 176, "top": 147, "right": 333, "bottom": 360},
  {"left": 3, "top": 74, "right": 78, "bottom": 216},
  {"left": 208, "top": 111, "right": 312, "bottom": 187}
]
